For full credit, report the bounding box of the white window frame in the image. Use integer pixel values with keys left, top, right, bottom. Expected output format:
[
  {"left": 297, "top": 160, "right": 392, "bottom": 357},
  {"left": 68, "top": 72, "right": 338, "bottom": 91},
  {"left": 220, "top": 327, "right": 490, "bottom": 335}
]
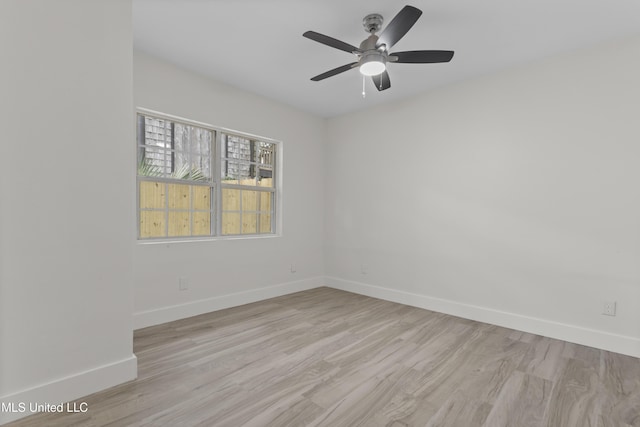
[{"left": 136, "top": 108, "right": 281, "bottom": 242}]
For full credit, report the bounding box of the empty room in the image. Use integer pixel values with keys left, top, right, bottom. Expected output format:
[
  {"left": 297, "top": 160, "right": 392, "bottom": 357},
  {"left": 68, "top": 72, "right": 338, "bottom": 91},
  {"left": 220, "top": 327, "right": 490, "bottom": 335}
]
[{"left": 1, "top": 0, "right": 640, "bottom": 426}]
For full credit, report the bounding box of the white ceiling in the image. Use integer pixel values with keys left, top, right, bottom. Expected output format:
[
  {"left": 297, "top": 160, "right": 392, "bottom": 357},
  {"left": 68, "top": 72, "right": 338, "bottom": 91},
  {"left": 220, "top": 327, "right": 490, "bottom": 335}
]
[{"left": 133, "top": 0, "right": 640, "bottom": 118}]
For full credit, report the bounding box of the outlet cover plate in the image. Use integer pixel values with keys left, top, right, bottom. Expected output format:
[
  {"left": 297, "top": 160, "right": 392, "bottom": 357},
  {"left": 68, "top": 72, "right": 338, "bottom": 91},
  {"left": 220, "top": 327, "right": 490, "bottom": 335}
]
[{"left": 602, "top": 301, "right": 616, "bottom": 316}]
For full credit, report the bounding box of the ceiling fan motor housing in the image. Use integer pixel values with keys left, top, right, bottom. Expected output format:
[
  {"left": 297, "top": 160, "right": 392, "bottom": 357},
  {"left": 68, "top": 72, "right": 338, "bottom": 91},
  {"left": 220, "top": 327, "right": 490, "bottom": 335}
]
[{"left": 359, "top": 34, "right": 382, "bottom": 51}]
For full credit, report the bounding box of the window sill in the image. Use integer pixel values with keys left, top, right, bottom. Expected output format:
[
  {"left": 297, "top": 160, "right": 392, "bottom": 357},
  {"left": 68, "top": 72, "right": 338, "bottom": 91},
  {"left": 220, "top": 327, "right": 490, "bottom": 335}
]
[{"left": 136, "top": 233, "right": 281, "bottom": 246}]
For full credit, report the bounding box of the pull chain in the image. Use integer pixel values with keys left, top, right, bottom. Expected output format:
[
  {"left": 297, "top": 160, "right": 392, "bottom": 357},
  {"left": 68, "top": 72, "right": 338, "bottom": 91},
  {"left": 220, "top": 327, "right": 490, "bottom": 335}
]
[{"left": 362, "top": 75, "right": 366, "bottom": 98}]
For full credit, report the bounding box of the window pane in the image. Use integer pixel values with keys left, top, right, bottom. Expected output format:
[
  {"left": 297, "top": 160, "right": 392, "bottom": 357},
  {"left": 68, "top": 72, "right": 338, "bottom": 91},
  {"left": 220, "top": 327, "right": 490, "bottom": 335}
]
[
  {"left": 139, "top": 183, "right": 213, "bottom": 238},
  {"left": 142, "top": 117, "right": 172, "bottom": 149},
  {"left": 222, "top": 161, "right": 256, "bottom": 185},
  {"left": 138, "top": 147, "right": 172, "bottom": 178},
  {"left": 138, "top": 116, "right": 212, "bottom": 182},
  {"left": 173, "top": 151, "right": 190, "bottom": 178},
  {"left": 139, "top": 181, "right": 165, "bottom": 209},
  {"left": 190, "top": 154, "right": 211, "bottom": 180},
  {"left": 173, "top": 124, "right": 189, "bottom": 152},
  {"left": 168, "top": 212, "right": 190, "bottom": 236},
  {"left": 192, "top": 186, "right": 210, "bottom": 210},
  {"left": 242, "top": 213, "right": 258, "bottom": 234},
  {"left": 222, "top": 188, "right": 240, "bottom": 211},
  {"left": 174, "top": 124, "right": 212, "bottom": 180},
  {"left": 221, "top": 134, "right": 273, "bottom": 188},
  {"left": 258, "top": 171, "right": 273, "bottom": 188},
  {"left": 140, "top": 211, "right": 165, "bottom": 238},
  {"left": 260, "top": 191, "right": 272, "bottom": 212},
  {"left": 222, "top": 134, "right": 252, "bottom": 160},
  {"left": 242, "top": 191, "right": 258, "bottom": 212},
  {"left": 258, "top": 142, "right": 275, "bottom": 167},
  {"left": 168, "top": 184, "right": 190, "bottom": 209},
  {"left": 192, "top": 212, "right": 211, "bottom": 236},
  {"left": 192, "top": 129, "right": 211, "bottom": 158},
  {"left": 259, "top": 213, "right": 272, "bottom": 233},
  {"left": 170, "top": 154, "right": 211, "bottom": 181},
  {"left": 222, "top": 212, "right": 240, "bottom": 235}
]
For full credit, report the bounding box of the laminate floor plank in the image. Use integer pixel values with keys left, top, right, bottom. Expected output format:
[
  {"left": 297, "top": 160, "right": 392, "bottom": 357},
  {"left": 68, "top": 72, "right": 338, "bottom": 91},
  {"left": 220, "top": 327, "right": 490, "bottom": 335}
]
[
  {"left": 517, "top": 336, "right": 570, "bottom": 381},
  {"left": 483, "top": 371, "right": 553, "bottom": 427},
  {"left": 5, "top": 287, "right": 640, "bottom": 427},
  {"left": 425, "top": 392, "right": 492, "bottom": 427},
  {"left": 543, "top": 357, "right": 600, "bottom": 427},
  {"left": 598, "top": 352, "right": 640, "bottom": 426}
]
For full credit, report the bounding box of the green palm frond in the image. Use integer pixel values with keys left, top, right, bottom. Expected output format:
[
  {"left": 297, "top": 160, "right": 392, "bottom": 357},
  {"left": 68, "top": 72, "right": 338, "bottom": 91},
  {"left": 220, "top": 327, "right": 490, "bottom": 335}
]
[
  {"left": 137, "top": 160, "right": 163, "bottom": 177},
  {"left": 138, "top": 159, "right": 207, "bottom": 181}
]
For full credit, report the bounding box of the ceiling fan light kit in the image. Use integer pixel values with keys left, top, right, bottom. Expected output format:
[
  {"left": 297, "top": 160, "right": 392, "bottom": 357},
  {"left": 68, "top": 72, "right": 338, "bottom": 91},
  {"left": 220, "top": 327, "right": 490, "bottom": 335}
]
[
  {"left": 359, "top": 53, "right": 386, "bottom": 76},
  {"left": 303, "top": 5, "right": 454, "bottom": 92}
]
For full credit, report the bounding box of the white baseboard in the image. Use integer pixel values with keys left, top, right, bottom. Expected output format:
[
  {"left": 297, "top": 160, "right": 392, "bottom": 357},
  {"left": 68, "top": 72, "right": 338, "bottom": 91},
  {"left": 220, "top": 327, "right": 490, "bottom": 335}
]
[
  {"left": 0, "top": 355, "right": 137, "bottom": 425},
  {"left": 134, "top": 275, "right": 640, "bottom": 357},
  {"left": 133, "top": 276, "right": 325, "bottom": 330},
  {"left": 325, "top": 276, "right": 640, "bottom": 358}
]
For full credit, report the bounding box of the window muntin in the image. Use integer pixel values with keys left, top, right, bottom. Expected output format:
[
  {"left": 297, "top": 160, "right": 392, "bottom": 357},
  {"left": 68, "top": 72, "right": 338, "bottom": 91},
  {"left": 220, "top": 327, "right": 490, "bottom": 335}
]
[{"left": 136, "top": 112, "right": 278, "bottom": 240}]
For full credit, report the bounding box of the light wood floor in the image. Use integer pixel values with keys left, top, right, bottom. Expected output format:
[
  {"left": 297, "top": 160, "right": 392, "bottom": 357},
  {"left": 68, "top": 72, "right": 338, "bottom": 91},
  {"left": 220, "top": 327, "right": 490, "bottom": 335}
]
[{"left": 6, "top": 287, "right": 640, "bottom": 426}]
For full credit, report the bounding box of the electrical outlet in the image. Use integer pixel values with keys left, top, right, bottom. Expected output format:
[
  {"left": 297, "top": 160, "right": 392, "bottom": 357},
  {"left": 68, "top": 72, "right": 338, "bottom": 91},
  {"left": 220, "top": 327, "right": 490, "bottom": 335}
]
[
  {"left": 179, "top": 277, "right": 189, "bottom": 291},
  {"left": 602, "top": 301, "right": 616, "bottom": 316},
  {"left": 290, "top": 264, "right": 296, "bottom": 273}
]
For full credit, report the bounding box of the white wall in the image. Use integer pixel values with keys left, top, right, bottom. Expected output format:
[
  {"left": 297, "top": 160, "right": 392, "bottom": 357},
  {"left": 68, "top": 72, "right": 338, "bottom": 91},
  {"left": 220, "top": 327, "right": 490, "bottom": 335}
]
[
  {"left": 0, "top": 0, "right": 136, "bottom": 424},
  {"left": 132, "top": 52, "right": 326, "bottom": 328},
  {"left": 325, "top": 35, "right": 640, "bottom": 357},
  {"left": 1, "top": 7, "right": 637, "bottom": 425}
]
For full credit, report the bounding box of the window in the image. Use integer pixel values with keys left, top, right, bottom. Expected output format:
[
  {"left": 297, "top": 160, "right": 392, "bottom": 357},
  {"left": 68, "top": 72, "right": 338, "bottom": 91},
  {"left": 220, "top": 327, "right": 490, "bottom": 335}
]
[
  {"left": 137, "top": 111, "right": 278, "bottom": 240},
  {"left": 221, "top": 134, "right": 276, "bottom": 235}
]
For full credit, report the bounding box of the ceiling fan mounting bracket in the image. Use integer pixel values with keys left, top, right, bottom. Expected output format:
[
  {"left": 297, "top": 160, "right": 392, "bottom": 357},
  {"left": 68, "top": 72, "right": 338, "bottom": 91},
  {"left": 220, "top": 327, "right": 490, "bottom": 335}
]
[{"left": 362, "top": 13, "right": 383, "bottom": 34}]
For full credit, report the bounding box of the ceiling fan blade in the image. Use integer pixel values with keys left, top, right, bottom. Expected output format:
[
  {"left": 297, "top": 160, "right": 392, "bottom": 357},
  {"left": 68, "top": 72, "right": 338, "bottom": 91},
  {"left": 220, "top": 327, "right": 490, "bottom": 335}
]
[
  {"left": 310, "top": 62, "right": 358, "bottom": 81},
  {"left": 372, "top": 70, "right": 391, "bottom": 91},
  {"left": 377, "top": 5, "right": 422, "bottom": 49},
  {"left": 391, "top": 50, "right": 454, "bottom": 63},
  {"left": 303, "top": 31, "right": 359, "bottom": 54}
]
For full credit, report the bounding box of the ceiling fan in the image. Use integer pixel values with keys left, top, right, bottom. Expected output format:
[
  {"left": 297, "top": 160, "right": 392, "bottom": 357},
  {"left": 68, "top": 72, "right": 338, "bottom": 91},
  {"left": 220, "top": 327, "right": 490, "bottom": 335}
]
[{"left": 303, "top": 5, "right": 454, "bottom": 91}]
